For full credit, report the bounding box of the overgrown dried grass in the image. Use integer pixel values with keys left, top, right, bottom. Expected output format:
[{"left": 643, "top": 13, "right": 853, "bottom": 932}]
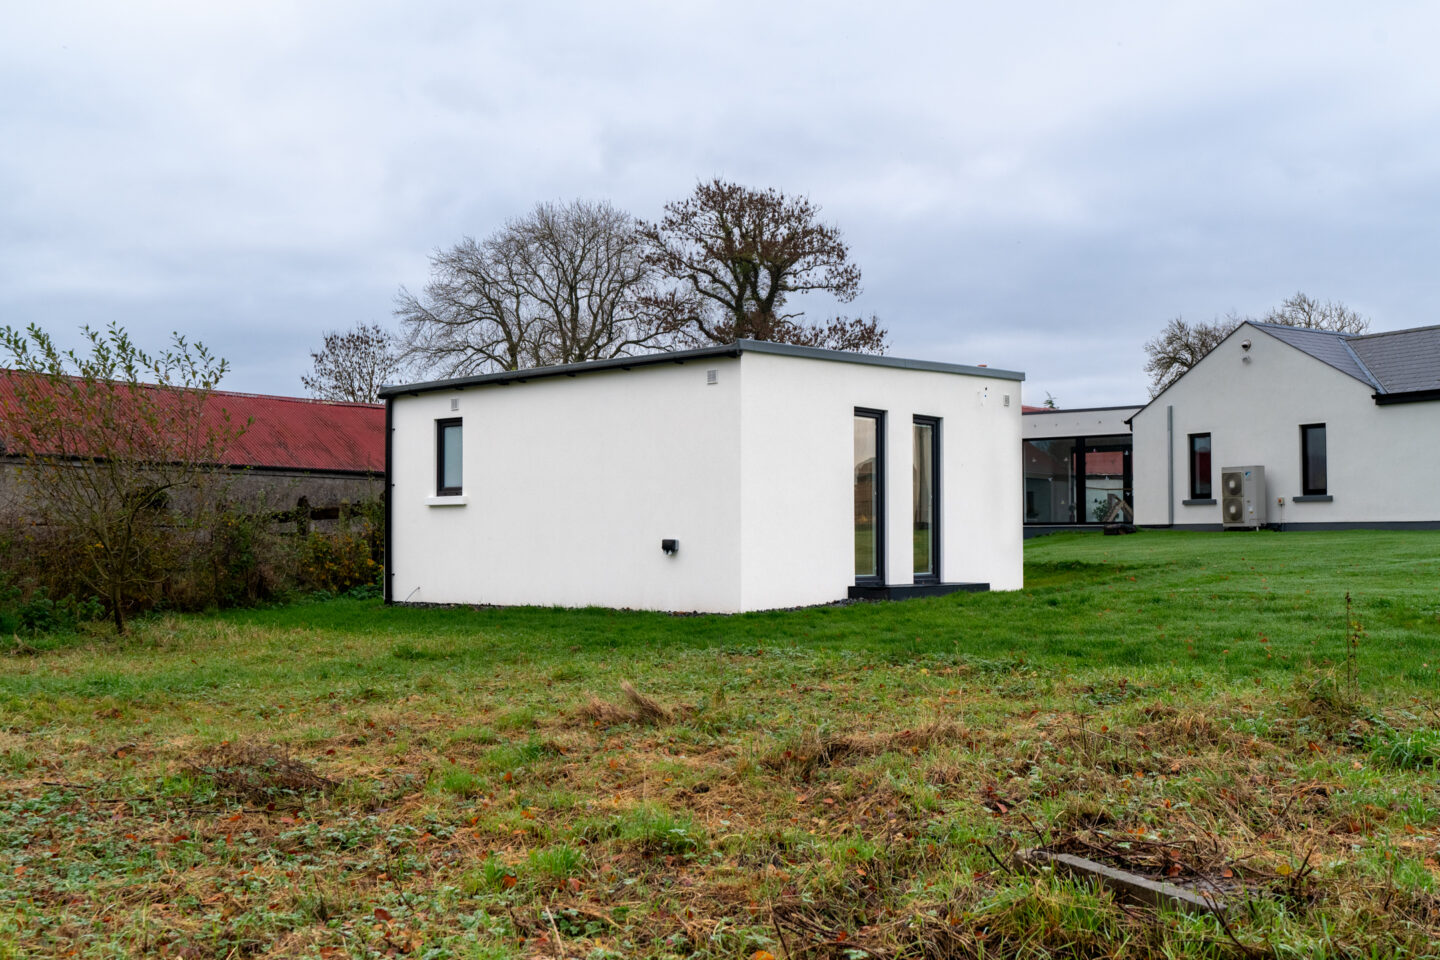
[
  {"left": 185, "top": 742, "right": 337, "bottom": 803},
  {"left": 577, "top": 679, "right": 682, "bottom": 726},
  {"left": 764, "top": 720, "right": 973, "bottom": 777}
]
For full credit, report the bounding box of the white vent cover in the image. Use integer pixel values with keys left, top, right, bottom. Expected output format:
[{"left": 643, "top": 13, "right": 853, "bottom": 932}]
[
  {"left": 450, "top": 398, "right": 459, "bottom": 411},
  {"left": 706, "top": 369, "right": 718, "bottom": 385}
]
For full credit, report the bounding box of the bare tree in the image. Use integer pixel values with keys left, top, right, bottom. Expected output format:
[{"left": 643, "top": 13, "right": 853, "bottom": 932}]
[
  {"left": 1143, "top": 293, "right": 1373, "bottom": 396},
  {"left": 1143, "top": 316, "right": 1235, "bottom": 397},
  {"left": 395, "top": 200, "right": 676, "bottom": 376},
  {"left": 638, "top": 179, "right": 887, "bottom": 353},
  {"left": 0, "top": 323, "right": 244, "bottom": 633},
  {"left": 302, "top": 322, "right": 409, "bottom": 402},
  {"left": 1262, "top": 291, "right": 1370, "bottom": 334}
]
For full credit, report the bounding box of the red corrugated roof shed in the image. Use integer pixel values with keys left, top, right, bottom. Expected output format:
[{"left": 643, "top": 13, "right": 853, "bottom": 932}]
[
  {"left": 205, "top": 389, "right": 384, "bottom": 473},
  {"left": 0, "top": 370, "right": 384, "bottom": 474}
]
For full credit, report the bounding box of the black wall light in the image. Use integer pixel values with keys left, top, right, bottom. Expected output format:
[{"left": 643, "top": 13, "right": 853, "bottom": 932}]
[{"left": 661, "top": 539, "right": 679, "bottom": 556}]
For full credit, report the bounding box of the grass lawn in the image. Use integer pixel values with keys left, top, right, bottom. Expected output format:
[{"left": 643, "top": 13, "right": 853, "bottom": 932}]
[{"left": 2, "top": 529, "right": 1439, "bottom": 958}]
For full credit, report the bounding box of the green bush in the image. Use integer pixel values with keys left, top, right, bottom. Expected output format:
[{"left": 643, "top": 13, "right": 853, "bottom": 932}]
[
  {"left": 297, "top": 524, "right": 381, "bottom": 594},
  {"left": 0, "top": 495, "right": 387, "bottom": 625},
  {"left": 0, "top": 571, "right": 102, "bottom": 637}
]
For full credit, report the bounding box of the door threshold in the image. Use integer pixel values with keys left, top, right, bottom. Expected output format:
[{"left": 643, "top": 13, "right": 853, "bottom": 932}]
[{"left": 848, "top": 582, "right": 990, "bottom": 601}]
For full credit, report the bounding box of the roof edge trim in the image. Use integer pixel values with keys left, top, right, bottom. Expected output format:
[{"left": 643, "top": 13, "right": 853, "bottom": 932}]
[
  {"left": 1374, "top": 388, "right": 1440, "bottom": 406},
  {"left": 379, "top": 340, "right": 1024, "bottom": 398},
  {"left": 1022, "top": 404, "right": 1142, "bottom": 414}
]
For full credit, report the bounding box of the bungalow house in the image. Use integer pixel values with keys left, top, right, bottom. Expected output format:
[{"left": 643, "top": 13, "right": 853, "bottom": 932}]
[
  {"left": 380, "top": 340, "right": 1025, "bottom": 613},
  {"left": 1130, "top": 321, "right": 1440, "bottom": 529}
]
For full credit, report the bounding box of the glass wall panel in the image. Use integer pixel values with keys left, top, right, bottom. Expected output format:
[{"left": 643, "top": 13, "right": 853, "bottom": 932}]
[
  {"left": 1022, "top": 438, "right": 1076, "bottom": 523},
  {"left": 854, "top": 415, "right": 880, "bottom": 579},
  {"left": 913, "top": 420, "right": 936, "bottom": 578},
  {"left": 1084, "top": 442, "right": 1129, "bottom": 523}
]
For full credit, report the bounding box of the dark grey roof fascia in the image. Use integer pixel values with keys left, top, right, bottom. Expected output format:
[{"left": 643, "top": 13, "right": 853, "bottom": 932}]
[
  {"left": 1023, "top": 404, "right": 1142, "bottom": 414},
  {"left": 730, "top": 338, "right": 1024, "bottom": 380},
  {"left": 377, "top": 345, "right": 741, "bottom": 398},
  {"left": 378, "top": 339, "right": 1023, "bottom": 399},
  {"left": 1373, "top": 388, "right": 1440, "bottom": 406}
]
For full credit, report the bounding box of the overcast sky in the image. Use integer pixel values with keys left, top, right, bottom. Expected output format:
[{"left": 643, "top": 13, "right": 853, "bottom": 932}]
[{"left": 3, "top": 2, "right": 1438, "bottom": 406}]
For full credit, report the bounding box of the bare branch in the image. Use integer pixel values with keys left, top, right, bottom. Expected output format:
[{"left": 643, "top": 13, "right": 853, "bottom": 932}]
[
  {"left": 637, "top": 179, "right": 887, "bottom": 353},
  {"left": 396, "top": 201, "right": 677, "bottom": 375},
  {"left": 302, "top": 323, "right": 408, "bottom": 402},
  {"left": 1142, "top": 292, "right": 1371, "bottom": 396}
]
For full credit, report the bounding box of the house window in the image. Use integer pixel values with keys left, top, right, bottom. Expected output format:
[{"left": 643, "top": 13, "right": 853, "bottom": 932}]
[
  {"left": 854, "top": 410, "right": 885, "bottom": 582},
  {"left": 1301, "top": 423, "right": 1327, "bottom": 496},
  {"left": 1022, "top": 438, "right": 1076, "bottom": 522},
  {"left": 1188, "top": 433, "right": 1212, "bottom": 500},
  {"left": 913, "top": 417, "right": 939, "bottom": 581},
  {"left": 436, "top": 418, "right": 463, "bottom": 495}
]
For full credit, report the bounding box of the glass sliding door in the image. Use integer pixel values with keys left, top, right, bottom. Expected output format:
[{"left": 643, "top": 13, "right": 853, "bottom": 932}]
[
  {"left": 1022, "top": 434, "right": 1133, "bottom": 526},
  {"left": 1083, "top": 441, "right": 1130, "bottom": 523},
  {"left": 1022, "top": 438, "right": 1076, "bottom": 522},
  {"left": 913, "top": 417, "right": 939, "bottom": 581},
  {"left": 854, "top": 410, "right": 884, "bottom": 582}
]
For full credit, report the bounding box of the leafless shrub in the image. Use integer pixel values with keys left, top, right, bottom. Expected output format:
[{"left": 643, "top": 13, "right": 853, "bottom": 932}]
[{"left": 187, "top": 742, "right": 337, "bottom": 803}]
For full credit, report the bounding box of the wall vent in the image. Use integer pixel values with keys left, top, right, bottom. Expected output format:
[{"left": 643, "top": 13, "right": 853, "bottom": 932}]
[
  {"left": 450, "top": 398, "right": 459, "bottom": 411},
  {"left": 1003, "top": 394, "right": 1010, "bottom": 407},
  {"left": 706, "top": 369, "right": 718, "bottom": 385}
]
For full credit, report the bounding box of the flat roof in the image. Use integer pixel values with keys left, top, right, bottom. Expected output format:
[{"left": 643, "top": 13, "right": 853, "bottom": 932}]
[
  {"left": 1021, "top": 404, "right": 1141, "bottom": 414},
  {"left": 379, "top": 338, "right": 1025, "bottom": 398}
]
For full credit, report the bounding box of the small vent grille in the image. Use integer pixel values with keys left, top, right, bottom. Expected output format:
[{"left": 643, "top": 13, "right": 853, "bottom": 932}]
[
  {"left": 706, "top": 369, "right": 718, "bottom": 385},
  {"left": 1003, "top": 394, "right": 1011, "bottom": 407},
  {"left": 450, "top": 398, "right": 459, "bottom": 411}
]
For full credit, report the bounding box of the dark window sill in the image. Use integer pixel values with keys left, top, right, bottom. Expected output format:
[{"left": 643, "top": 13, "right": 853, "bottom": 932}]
[
  {"left": 1294, "top": 494, "right": 1332, "bottom": 502},
  {"left": 1182, "top": 498, "right": 1216, "bottom": 506}
]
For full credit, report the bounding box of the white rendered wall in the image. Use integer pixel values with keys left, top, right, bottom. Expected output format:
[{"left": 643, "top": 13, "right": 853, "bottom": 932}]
[
  {"left": 1132, "top": 322, "right": 1440, "bottom": 526},
  {"left": 1023, "top": 407, "right": 1139, "bottom": 440},
  {"left": 737, "top": 352, "right": 1024, "bottom": 610},
  {"left": 388, "top": 359, "right": 745, "bottom": 611}
]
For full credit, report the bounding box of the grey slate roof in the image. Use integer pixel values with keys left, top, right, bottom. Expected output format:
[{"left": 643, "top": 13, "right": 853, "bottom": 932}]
[
  {"left": 1347, "top": 326, "right": 1440, "bottom": 395},
  {"left": 1251, "top": 321, "right": 1440, "bottom": 398},
  {"left": 1249, "top": 322, "right": 1374, "bottom": 387}
]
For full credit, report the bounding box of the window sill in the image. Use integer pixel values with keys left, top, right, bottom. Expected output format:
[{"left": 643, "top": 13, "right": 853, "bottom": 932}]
[
  {"left": 1182, "top": 498, "right": 1216, "bottom": 506},
  {"left": 426, "top": 496, "right": 468, "bottom": 507},
  {"left": 1293, "top": 494, "right": 1332, "bottom": 502}
]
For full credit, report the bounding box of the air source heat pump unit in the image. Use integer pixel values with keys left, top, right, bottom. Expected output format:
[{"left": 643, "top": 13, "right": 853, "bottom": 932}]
[{"left": 1221, "top": 466, "right": 1267, "bottom": 529}]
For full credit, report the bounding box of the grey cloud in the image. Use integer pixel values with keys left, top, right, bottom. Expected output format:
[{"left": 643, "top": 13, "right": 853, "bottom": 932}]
[{"left": 2, "top": 2, "right": 1439, "bottom": 405}]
